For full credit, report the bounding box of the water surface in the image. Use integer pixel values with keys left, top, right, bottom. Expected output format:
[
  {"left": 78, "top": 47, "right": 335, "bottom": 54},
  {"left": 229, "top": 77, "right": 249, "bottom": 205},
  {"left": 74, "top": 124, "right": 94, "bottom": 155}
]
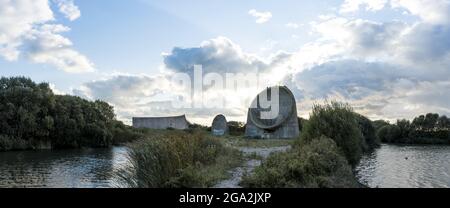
[
  {"left": 0, "top": 147, "right": 128, "bottom": 188},
  {"left": 356, "top": 144, "right": 450, "bottom": 188}
]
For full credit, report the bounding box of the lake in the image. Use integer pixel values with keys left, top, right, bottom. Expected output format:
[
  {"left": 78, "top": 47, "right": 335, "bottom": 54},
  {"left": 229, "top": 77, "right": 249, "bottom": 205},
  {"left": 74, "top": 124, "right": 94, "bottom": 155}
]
[
  {"left": 0, "top": 147, "right": 129, "bottom": 188},
  {"left": 356, "top": 144, "right": 450, "bottom": 188},
  {"left": 1, "top": 144, "right": 450, "bottom": 188}
]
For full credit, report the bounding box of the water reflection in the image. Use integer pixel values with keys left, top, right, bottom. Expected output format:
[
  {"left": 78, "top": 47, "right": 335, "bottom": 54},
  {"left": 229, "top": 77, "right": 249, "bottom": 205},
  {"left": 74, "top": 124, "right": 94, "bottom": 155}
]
[
  {"left": 2, "top": 144, "right": 449, "bottom": 188},
  {"left": 356, "top": 144, "right": 450, "bottom": 188},
  {"left": 0, "top": 147, "right": 128, "bottom": 188}
]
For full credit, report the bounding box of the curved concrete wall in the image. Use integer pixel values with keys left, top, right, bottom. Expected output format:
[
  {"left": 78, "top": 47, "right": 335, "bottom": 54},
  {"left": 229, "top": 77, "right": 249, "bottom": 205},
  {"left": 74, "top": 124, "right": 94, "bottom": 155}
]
[
  {"left": 211, "top": 114, "right": 228, "bottom": 136},
  {"left": 132, "top": 115, "right": 189, "bottom": 130},
  {"left": 245, "top": 86, "right": 300, "bottom": 139}
]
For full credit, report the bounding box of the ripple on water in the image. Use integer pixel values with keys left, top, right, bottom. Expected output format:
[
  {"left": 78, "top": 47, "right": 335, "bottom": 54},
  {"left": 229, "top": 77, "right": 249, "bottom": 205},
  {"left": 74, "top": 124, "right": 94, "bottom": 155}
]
[
  {"left": 0, "top": 147, "right": 129, "bottom": 188},
  {"left": 356, "top": 144, "right": 450, "bottom": 188}
]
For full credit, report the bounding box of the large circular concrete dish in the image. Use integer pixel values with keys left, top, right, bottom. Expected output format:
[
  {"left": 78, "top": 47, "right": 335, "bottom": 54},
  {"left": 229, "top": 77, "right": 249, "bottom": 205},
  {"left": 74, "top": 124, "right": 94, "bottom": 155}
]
[{"left": 248, "top": 86, "right": 296, "bottom": 130}]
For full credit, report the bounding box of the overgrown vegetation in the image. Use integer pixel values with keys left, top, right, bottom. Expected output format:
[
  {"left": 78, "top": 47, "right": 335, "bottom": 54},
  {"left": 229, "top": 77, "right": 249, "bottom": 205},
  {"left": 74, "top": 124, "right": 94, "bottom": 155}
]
[
  {"left": 241, "top": 136, "right": 360, "bottom": 188},
  {"left": 0, "top": 77, "right": 140, "bottom": 151},
  {"left": 116, "top": 130, "right": 242, "bottom": 188},
  {"left": 299, "top": 102, "right": 378, "bottom": 167},
  {"left": 242, "top": 101, "right": 377, "bottom": 187},
  {"left": 376, "top": 113, "right": 450, "bottom": 144},
  {"left": 224, "top": 137, "right": 293, "bottom": 148},
  {"left": 227, "top": 121, "right": 246, "bottom": 136}
]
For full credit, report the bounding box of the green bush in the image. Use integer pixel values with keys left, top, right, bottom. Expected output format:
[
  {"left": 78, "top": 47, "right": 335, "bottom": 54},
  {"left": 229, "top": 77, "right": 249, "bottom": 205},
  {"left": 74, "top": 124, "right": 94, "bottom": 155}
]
[
  {"left": 116, "top": 130, "right": 242, "bottom": 188},
  {"left": 377, "top": 125, "right": 401, "bottom": 143},
  {"left": 298, "top": 117, "right": 308, "bottom": 132},
  {"left": 241, "top": 136, "right": 359, "bottom": 188},
  {"left": 111, "top": 121, "right": 143, "bottom": 145},
  {"left": 378, "top": 113, "right": 450, "bottom": 144},
  {"left": 299, "top": 102, "right": 364, "bottom": 167},
  {"left": 0, "top": 135, "right": 13, "bottom": 151},
  {"left": 227, "top": 121, "right": 246, "bottom": 136},
  {"left": 355, "top": 114, "right": 380, "bottom": 151}
]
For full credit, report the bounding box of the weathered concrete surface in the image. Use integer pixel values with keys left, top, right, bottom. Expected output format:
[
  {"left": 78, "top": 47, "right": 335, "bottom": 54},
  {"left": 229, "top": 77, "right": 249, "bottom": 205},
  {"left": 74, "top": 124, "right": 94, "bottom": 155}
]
[
  {"left": 245, "top": 86, "right": 300, "bottom": 139},
  {"left": 211, "top": 114, "right": 228, "bottom": 136},
  {"left": 132, "top": 115, "right": 189, "bottom": 130}
]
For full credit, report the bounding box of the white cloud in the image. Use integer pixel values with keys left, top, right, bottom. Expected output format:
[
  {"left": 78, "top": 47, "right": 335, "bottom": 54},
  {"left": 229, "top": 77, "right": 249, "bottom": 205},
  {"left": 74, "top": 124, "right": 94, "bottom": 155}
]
[
  {"left": 0, "top": 0, "right": 54, "bottom": 61},
  {"left": 74, "top": 73, "right": 256, "bottom": 124},
  {"left": 248, "top": 9, "right": 272, "bottom": 24},
  {"left": 75, "top": 1, "right": 450, "bottom": 123},
  {"left": 49, "top": 83, "right": 66, "bottom": 95},
  {"left": 53, "top": 0, "right": 81, "bottom": 21},
  {"left": 27, "top": 24, "right": 94, "bottom": 73},
  {"left": 391, "top": 0, "right": 450, "bottom": 24},
  {"left": 163, "top": 36, "right": 286, "bottom": 75},
  {"left": 286, "top": 22, "right": 300, "bottom": 29},
  {"left": 340, "top": 0, "right": 450, "bottom": 25},
  {"left": 0, "top": 0, "right": 93, "bottom": 73},
  {"left": 288, "top": 1, "right": 450, "bottom": 120},
  {"left": 340, "top": 0, "right": 388, "bottom": 13}
]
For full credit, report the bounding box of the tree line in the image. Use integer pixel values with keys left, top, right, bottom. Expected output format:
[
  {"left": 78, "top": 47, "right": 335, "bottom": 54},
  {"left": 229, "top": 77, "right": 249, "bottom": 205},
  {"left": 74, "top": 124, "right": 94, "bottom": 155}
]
[
  {"left": 375, "top": 113, "right": 450, "bottom": 144},
  {"left": 0, "top": 77, "right": 140, "bottom": 151}
]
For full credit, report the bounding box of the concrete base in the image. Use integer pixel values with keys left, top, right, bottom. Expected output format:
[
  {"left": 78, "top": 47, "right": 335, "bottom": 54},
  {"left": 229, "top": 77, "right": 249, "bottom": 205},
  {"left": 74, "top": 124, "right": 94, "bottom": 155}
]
[{"left": 245, "top": 110, "right": 300, "bottom": 139}]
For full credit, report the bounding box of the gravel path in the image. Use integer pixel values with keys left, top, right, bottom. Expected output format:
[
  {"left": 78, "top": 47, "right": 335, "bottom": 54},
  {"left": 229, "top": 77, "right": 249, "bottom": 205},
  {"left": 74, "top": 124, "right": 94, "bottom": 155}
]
[{"left": 213, "top": 146, "right": 290, "bottom": 188}]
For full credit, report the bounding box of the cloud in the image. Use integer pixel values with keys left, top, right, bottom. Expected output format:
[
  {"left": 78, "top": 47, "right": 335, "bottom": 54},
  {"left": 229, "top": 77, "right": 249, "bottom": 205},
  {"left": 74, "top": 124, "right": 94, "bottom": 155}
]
[
  {"left": 391, "top": 0, "right": 450, "bottom": 24},
  {"left": 293, "top": 60, "right": 404, "bottom": 100},
  {"left": 75, "top": 37, "right": 297, "bottom": 124},
  {"left": 53, "top": 0, "right": 81, "bottom": 21},
  {"left": 163, "top": 37, "right": 287, "bottom": 75},
  {"left": 76, "top": 1, "right": 450, "bottom": 124},
  {"left": 285, "top": 23, "right": 300, "bottom": 29},
  {"left": 340, "top": 0, "right": 388, "bottom": 13},
  {"left": 248, "top": 9, "right": 272, "bottom": 24},
  {"left": 0, "top": 0, "right": 93, "bottom": 73},
  {"left": 26, "top": 24, "right": 94, "bottom": 73},
  {"left": 74, "top": 73, "right": 253, "bottom": 124},
  {"left": 0, "top": 0, "right": 53, "bottom": 61},
  {"left": 288, "top": 2, "right": 450, "bottom": 120},
  {"left": 75, "top": 74, "right": 170, "bottom": 107},
  {"left": 340, "top": 0, "right": 450, "bottom": 24},
  {"left": 290, "top": 60, "right": 450, "bottom": 121}
]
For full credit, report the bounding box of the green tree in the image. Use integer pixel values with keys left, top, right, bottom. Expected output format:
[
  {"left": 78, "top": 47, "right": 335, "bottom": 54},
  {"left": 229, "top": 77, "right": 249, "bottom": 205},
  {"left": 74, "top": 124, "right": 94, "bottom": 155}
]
[
  {"left": 377, "top": 125, "right": 401, "bottom": 143},
  {"left": 300, "top": 102, "right": 364, "bottom": 167},
  {"left": 396, "top": 119, "right": 411, "bottom": 139}
]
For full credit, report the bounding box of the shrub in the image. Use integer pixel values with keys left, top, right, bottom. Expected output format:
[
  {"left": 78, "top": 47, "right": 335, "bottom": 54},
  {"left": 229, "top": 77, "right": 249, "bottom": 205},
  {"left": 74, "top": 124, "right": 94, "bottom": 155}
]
[
  {"left": 228, "top": 121, "right": 246, "bottom": 136},
  {"left": 241, "top": 136, "right": 359, "bottom": 188},
  {"left": 298, "top": 117, "right": 308, "bottom": 132},
  {"left": 377, "top": 125, "right": 401, "bottom": 143},
  {"left": 355, "top": 114, "right": 380, "bottom": 151},
  {"left": 299, "top": 102, "right": 364, "bottom": 167},
  {"left": 0, "top": 135, "right": 13, "bottom": 151},
  {"left": 111, "top": 121, "right": 143, "bottom": 145},
  {"left": 116, "top": 130, "right": 242, "bottom": 188}
]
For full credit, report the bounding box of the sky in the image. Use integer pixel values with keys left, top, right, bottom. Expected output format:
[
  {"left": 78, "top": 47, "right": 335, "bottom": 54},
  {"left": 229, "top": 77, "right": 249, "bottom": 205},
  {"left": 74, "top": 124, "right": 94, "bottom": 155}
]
[{"left": 1, "top": 0, "right": 450, "bottom": 125}]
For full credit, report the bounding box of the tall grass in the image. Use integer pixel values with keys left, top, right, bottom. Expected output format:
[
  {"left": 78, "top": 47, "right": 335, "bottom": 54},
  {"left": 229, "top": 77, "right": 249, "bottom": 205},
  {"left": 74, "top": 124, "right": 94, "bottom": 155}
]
[{"left": 116, "top": 130, "right": 242, "bottom": 188}]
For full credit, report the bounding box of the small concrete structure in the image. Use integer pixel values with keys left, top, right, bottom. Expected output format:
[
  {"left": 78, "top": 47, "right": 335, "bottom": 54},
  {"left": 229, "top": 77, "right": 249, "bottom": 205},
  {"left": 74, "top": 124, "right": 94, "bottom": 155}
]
[
  {"left": 245, "top": 86, "right": 300, "bottom": 139},
  {"left": 132, "top": 115, "right": 189, "bottom": 130},
  {"left": 211, "top": 114, "right": 228, "bottom": 136}
]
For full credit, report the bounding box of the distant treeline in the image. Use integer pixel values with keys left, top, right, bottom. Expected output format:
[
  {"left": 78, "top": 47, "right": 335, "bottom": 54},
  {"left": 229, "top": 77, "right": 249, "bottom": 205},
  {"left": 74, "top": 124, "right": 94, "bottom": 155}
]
[
  {"left": 0, "top": 77, "right": 141, "bottom": 151},
  {"left": 374, "top": 113, "right": 450, "bottom": 145}
]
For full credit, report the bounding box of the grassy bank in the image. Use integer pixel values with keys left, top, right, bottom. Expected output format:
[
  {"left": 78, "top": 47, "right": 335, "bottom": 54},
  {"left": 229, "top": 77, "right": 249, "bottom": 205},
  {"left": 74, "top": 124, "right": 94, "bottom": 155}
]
[
  {"left": 224, "top": 136, "right": 293, "bottom": 148},
  {"left": 116, "top": 129, "right": 243, "bottom": 188}
]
